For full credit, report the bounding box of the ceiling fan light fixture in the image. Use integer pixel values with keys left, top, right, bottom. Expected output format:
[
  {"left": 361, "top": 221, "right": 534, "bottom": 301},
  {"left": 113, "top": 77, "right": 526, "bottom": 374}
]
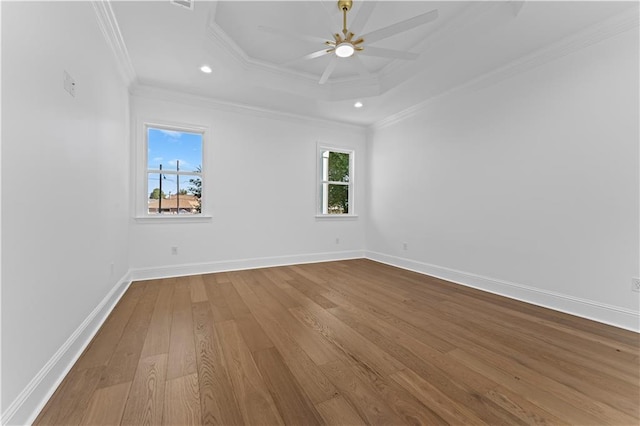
[
  {"left": 261, "top": 0, "right": 438, "bottom": 84},
  {"left": 335, "top": 42, "right": 355, "bottom": 58}
]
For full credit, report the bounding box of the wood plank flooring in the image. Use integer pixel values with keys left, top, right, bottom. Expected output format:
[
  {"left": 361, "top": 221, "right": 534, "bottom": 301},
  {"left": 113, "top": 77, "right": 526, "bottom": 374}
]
[{"left": 34, "top": 259, "right": 639, "bottom": 425}]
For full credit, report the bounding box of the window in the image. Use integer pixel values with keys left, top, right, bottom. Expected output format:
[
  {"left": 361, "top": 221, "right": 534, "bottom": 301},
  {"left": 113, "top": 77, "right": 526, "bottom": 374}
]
[
  {"left": 145, "top": 124, "right": 204, "bottom": 216},
  {"left": 318, "top": 146, "right": 354, "bottom": 216}
]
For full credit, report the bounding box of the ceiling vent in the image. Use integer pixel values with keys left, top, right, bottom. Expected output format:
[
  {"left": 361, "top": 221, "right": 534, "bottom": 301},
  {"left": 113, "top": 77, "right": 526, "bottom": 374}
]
[{"left": 170, "top": 0, "right": 194, "bottom": 11}]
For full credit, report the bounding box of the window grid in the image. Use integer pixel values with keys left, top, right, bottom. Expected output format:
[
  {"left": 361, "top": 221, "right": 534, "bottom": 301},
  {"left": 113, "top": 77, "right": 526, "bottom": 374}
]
[
  {"left": 318, "top": 147, "right": 354, "bottom": 216},
  {"left": 144, "top": 124, "right": 204, "bottom": 216}
]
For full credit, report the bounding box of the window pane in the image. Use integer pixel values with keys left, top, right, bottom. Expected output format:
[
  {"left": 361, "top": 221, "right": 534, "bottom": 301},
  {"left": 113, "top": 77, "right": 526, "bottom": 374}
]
[
  {"left": 328, "top": 151, "right": 349, "bottom": 183},
  {"left": 322, "top": 183, "right": 349, "bottom": 214},
  {"left": 147, "top": 127, "right": 203, "bottom": 172},
  {"left": 147, "top": 173, "right": 201, "bottom": 215}
]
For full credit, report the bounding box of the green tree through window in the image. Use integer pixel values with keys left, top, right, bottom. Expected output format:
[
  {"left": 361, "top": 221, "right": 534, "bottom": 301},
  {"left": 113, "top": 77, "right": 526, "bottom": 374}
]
[
  {"left": 320, "top": 148, "right": 353, "bottom": 215},
  {"left": 145, "top": 125, "right": 203, "bottom": 215},
  {"left": 188, "top": 165, "right": 202, "bottom": 213},
  {"left": 149, "top": 188, "right": 166, "bottom": 199},
  {"left": 327, "top": 152, "right": 349, "bottom": 214}
]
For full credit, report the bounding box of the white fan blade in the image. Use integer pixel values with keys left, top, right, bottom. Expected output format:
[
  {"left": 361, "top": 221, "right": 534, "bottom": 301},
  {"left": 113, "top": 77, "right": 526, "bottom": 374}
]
[
  {"left": 305, "top": 0, "right": 338, "bottom": 33},
  {"left": 282, "top": 48, "right": 333, "bottom": 66},
  {"left": 360, "top": 9, "right": 438, "bottom": 44},
  {"left": 350, "top": 55, "right": 371, "bottom": 78},
  {"left": 319, "top": 0, "right": 340, "bottom": 18},
  {"left": 319, "top": 56, "right": 338, "bottom": 85},
  {"left": 258, "top": 25, "right": 328, "bottom": 45},
  {"left": 302, "top": 49, "right": 334, "bottom": 61},
  {"left": 511, "top": 0, "right": 525, "bottom": 16},
  {"left": 350, "top": 1, "right": 377, "bottom": 35},
  {"left": 359, "top": 46, "right": 418, "bottom": 60}
]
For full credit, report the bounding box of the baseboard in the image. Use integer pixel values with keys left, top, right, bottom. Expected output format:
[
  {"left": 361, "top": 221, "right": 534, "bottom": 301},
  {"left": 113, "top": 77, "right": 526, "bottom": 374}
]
[
  {"left": 7, "top": 249, "right": 633, "bottom": 425},
  {"left": 1, "top": 272, "right": 133, "bottom": 426},
  {"left": 129, "top": 250, "right": 366, "bottom": 281},
  {"left": 366, "top": 251, "right": 639, "bottom": 333},
  {"left": 2, "top": 250, "right": 365, "bottom": 425}
]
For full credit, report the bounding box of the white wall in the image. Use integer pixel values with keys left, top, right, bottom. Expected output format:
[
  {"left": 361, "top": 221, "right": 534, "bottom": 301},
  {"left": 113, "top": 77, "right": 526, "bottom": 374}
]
[
  {"left": 367, "top": 28, "right": 639, "bottom": 329},
  {"left": 1, "top": 1, "right": 131, "bottom": 422},
  {"left": 128, "top": 92, "right": 367, "bottom": 277},
  {"left": 0, "top": 2, "right": 636, "bottom": 423}
]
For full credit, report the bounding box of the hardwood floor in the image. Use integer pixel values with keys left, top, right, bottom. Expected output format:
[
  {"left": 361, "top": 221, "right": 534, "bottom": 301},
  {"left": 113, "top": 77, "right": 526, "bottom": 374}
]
[{"left": 34, "top": 259, "right": 639, "bottom": 425}]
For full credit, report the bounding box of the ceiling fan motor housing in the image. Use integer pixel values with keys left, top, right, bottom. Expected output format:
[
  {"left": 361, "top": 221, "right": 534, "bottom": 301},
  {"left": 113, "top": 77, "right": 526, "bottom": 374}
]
[{"left": 259, "top": 0, "right": 437, "bottom": 84}]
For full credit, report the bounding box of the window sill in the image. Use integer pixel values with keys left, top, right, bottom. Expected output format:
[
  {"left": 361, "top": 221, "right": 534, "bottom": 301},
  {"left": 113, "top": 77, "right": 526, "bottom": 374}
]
[
  {"left": 134, "top": 215, "right": 213, "bottom": 224},
  {"left": 315, "top": 214, "right": 359, "bottom": 221}
]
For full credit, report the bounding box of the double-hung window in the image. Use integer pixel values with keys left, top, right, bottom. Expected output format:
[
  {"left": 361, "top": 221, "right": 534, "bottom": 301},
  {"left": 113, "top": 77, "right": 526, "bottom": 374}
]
[
  {"left": 318, "top": 145, "right": 354, "bottom": 216},
  {"left": 145, "top": 124, "right": 204, "bottom": 216}
]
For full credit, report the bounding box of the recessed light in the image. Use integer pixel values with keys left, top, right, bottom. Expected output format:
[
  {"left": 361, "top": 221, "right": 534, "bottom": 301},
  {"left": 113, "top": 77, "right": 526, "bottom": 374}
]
[
  {"left": 200, "top": 65, "right": 212, "bottom": 74},
  {"left": 354, "top": 101, "right": 363, "bottom": 108}
]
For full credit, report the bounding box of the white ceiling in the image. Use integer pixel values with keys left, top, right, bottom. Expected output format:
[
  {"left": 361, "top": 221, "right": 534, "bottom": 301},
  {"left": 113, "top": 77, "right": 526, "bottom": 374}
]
[{"left": 112, "top": 1, "right": 637, "bottom": 126}]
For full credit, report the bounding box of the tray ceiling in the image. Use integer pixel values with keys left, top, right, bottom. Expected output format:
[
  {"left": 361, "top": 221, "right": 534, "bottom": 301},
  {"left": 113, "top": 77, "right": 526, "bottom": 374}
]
[{"left": 111, "top": 1, "right": 638, "bottom": 126}]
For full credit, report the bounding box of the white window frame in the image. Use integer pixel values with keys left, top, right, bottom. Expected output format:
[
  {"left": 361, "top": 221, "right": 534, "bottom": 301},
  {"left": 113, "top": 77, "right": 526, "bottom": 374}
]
[
  {"left": 135, "top": 120, "right": 211, "bottom": 222},
  {"left": 316, "top": 144, "right": 357, "bottom": 219}
]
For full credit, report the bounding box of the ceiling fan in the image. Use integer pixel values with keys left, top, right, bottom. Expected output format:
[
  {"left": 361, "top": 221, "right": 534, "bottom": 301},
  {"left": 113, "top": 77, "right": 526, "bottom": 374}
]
[{"left": 259, "top": 0, "right": 438, "bottom": 84}]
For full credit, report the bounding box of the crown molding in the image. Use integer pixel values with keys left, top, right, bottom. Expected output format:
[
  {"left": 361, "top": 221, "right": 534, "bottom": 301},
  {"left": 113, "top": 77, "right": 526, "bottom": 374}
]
[
  {"left": 130, "top": 83, "right": 367, "bottom": 132},
  {"left": 372, "top": 5, "right": 639, "bottom": 130},
  {"left": 91, "top": 0, "right": 136, "bottom": 87}
]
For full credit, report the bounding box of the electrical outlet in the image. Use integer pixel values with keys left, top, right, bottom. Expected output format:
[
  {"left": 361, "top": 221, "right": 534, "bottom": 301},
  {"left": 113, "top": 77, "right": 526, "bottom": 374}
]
[
  {"left": 110, "top": 262, "right": 115, "bottom": 276},
  {"left": 335, "top": 237, "right": 340, "bottom": 244},
  {"left": 171, "top": 246, "right": 178, "bottom": 255},
  {"left": 403, "top": 242, "right": 408, "bottom": 251},
  {"left": 632, "top": 278, "right": 640, "bottom": 293}
]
